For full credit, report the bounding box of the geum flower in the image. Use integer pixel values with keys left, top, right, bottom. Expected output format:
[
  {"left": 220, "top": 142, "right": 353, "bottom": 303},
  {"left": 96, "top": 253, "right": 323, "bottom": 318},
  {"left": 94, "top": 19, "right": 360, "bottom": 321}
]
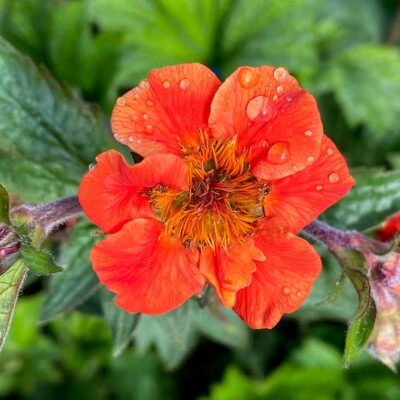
[{"left": 79, "top": 64, "right": 354, "bottom": 329}]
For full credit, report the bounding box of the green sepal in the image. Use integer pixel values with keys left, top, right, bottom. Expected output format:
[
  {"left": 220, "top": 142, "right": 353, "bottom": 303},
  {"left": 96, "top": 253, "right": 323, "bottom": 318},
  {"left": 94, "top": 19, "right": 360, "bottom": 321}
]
[
  {"left": 0, "top": 185, "right": 11, "bottom": 225},
  {"left": 20, "top": 243, "right": 63, "bottom": 275},
  {"left": 332, "top": 247, "right": 377, "bottom": 367}
]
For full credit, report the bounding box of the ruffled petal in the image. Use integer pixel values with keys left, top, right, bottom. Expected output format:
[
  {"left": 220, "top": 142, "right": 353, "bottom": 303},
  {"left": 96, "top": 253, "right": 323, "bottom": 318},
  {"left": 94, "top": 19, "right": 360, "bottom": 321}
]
[
  {"left": 263, "top": 136, "right": 355, "bottom": 233},
  {"left": 78, "top": 150, "right": 189, "bottom": 233},
  {"left": 91, "top": 219, "right": 205, "bottom": 314},
  {"left": 209, "top": 66, "right": 323, "bottom": 180},
  {"left": 111, "top": 63, "right": 221, "bottom": 157},
  {"left": 199, "top": 239, "right": 265, "bottom": 307},
  {"left": 234, "top": 231, "right": 322, "bottom": 329}
]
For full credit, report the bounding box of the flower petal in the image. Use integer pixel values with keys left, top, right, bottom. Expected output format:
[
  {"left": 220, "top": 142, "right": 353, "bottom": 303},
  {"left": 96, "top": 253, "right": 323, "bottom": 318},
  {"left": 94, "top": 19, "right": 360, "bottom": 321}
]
[
  {"left": 234, "top": 232, "right": 322, "bottom": 329},
  {"left": 91, "top": 219, "right": 205, "bottom": 314},
  {"left": 111, "top": 63, "right": 221, "bottom": 157},
  {"left": 78, "top": 150, "right": 189, "bottom": 233},
  {"left": 209, "top": 66, "right": 323, "bottom": 180},
  {"left": 263, "top": 135, "right": 355, "bottom": 233},
  {"left": 199, "top": 239, "right": 265, "bottom": 308}
]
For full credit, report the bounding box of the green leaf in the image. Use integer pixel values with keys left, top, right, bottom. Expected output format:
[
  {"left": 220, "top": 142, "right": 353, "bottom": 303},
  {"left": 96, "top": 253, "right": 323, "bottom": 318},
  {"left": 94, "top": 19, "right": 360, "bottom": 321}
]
[
  {"left": 0, "top": 260, "right": 27, "bottom": 350},
  {"left": 332, "top": 247, "right": 376, "bottom": 367},
  {"left": 0, "top": 184, "right": 10, "bottom": 225},
  {"left": 316, "top": 272, "right": 348, "bottom": 306},
  {"left": 0, "top": 37, "right": 114, "bottom": 202},
  {"left": 20, "top": 244, "right": 62, "bottom": 275},
  {"left": 323, "top": 168, "right": 400, "bottom": 230},
  {"left": 192, "top": 300, "right": 249, "bottom": 350},
  {"left": 100, "top": 289, "right": 140, "bottom": 357},
  {"left": 134, "top": 303, "right": 198, "bottom": 370},
  {"left": 40, "top": 219, "right": 101, "bottom": 323},
  {"left": 327, "top": 45, "right": 400, "bottom": 137}
]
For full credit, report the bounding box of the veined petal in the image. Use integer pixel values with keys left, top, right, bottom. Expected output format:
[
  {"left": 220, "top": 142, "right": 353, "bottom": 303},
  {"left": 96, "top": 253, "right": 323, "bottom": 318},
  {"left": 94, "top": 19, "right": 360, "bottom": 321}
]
[
  {"left": 78, "top": 150, "right": 189, "bottom": 233},
  {"left": 234, "top": 231, "right": 322, "bottom": 329},
  {"left": 91, "top": 219, "right": 205, "bottom": 314},
  {"left": 199, "top": 239, "right": 265, "bottom": 308},
  {"left": 263, "top": 136, "right": 355, "bottom": 233},
  {"left": 111, "top": 63, "right": 221, "bottom": 156},
  {"left": 209, "top": 66, "right": 323, "bottom": 180}
]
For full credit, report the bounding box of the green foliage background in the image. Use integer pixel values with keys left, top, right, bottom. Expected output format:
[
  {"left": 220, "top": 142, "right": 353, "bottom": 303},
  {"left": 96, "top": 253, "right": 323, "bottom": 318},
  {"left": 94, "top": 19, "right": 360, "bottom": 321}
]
[{"left": 0, "top": 0, "right": 400, "bottom": 399}]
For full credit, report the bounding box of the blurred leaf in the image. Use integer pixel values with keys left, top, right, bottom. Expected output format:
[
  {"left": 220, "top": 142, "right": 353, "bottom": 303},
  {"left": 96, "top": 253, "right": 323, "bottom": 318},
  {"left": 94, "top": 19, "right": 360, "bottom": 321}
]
[
  {"left": 332, "top": 247, "right": 376, "bottom": 367},
  {"left": 134, "top": 303, "right": 197, "bottom": 370},
  {"left": 323, "top": 168, "right": 400, "bottom": 230},
  {"left": 40, "top": 219, "right": 101, "bottom": 323},
  {"left": 20, "top": 243, "right": 62, "bottom": 274},
  {"left": 221, "top": 0, "right": 324, "bottom": 78},
  {"left": 0, "top": 184, "right": 10, "bottom": 225},
  {"left": 192, "top": 299, "right": 249, "bottom": 350},
  {"left": 0, "top": 37, "right": 114, "bottom": 202},
  {"left": 0, "top": 260, "right": 27, "bottom": 351},
  {"left": 100, "top": 289, "right": 140, "bottom": 357},
  {"left": 317, "top": 273, "right": 348, "bottom": 306},
  {"left": 327, "top": 45, "right": 400, "bottom": 137}
]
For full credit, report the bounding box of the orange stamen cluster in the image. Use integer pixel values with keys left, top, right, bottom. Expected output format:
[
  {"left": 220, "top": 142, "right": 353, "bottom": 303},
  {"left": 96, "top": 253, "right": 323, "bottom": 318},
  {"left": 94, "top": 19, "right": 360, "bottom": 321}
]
[{"left": 149, "top": 131, "right": 269, "bottom": 249}]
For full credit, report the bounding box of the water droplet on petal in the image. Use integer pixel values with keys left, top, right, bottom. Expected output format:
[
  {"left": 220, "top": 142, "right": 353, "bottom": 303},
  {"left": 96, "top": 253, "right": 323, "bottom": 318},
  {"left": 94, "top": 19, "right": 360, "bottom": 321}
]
[
  {"left": 88, "top": 163, "right": 96, "bottom": 171},
  {"left": 246, "top": 96, "right": 270, "bottom": 120},
  {"left": 143, "top": 113, "right": 149, "bottom": 120},
  {"left": 304, "top": 130, "right": 313, "bottom": 136},
  {"left": 286, "top": 96, "right": 292, "bottom": 102},
  {"left": 283, "top": 287, "right": 290, "bottom": 295},
  {"left": 128, "top": 136, "right": 135, "bottom": 143},
  {"left": 273, "top": 94, "right": 278, "bottom": 101},
  {"left": 273, "top": 67, "right": 289, "bottom": 82},
  {"left": 239, "top": 67, "right": 259, "bottom": 89},
  {"left": 296, "top": 290, "right": 303, "bottom": 297},
  {"left": 327, "top": 148, "right": 334, "bottom": 156},
  {"left": 292, "top": 165, "right": 300, "bottom": 172},
  {"left": 262, "top": 140, "right": 268, "bottom": 148},
  {"left": 277, "top": 85, "right": 284, "bottom": 94},
  {"left": 307, "top": 156, "right": 315, "bottom": 163},
  {"left": 267, "top": 142, "right": 290, "bottom": 165},
  {"left": 139, "top": 79, "right": 150, "bottom": 89},
  {"left": 137, "top": 139, "right": 142, "bottom": 144},
  {"left": 179, "top": 78, "right": 190, "bottom": 89},
  {"left": 315, "top": 184, "right": 324, "bottom": 191},
  {"left": 131, "top": 115, "right": 138, "bottom": 121},
  {"left": 134, "top": 94, "right": 140, "bottom": 100},
  {"left": 144, "top": 125, "right": 154, "bottom": 134},
  {"left": 163, "top": 80, "right": 170, "bottom": 88},
  {"left": 328, "top": 172, "right": 339, "bottom": 183},
  {"left": 116, "top": 97, "right": 126, "bottom": 106},
  {"left": 146, "top": 100, "right": 154, "bottom": 107}
]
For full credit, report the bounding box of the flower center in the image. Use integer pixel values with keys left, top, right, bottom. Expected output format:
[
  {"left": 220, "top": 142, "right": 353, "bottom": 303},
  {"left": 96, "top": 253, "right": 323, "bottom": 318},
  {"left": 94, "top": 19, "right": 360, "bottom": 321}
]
[{"left": 149, "top": 132, "right": 269, "bottom": 249}]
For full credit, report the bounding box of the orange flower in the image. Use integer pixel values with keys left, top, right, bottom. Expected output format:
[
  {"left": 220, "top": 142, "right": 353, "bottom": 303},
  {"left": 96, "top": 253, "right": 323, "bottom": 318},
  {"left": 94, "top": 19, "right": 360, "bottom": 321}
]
[
  {"left": 378, "top": 212, "right": 400, "bottom": 242},
  {"left": 79, "top": 64, "right": 355, "bottom": 329}
]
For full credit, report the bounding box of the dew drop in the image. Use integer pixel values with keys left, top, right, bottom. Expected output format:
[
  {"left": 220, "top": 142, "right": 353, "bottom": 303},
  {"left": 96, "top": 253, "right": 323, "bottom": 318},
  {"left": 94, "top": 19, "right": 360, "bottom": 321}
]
[
  {"left": 273, "top": 94, "right": 278, "bottom": 101},
  {"left": 296, "top": 290, "right": 303, "bottom": 297},
  {"left": 328, "top": 172, "right": 340, "bottom": 183},
  {"left": 143, "top": 113, "right": 149, "bottom": 120},
  {"left": 146, "top": 100, "right": 154, "bottom": 107},
  {"left": 134, "top": 94, "right": 140, "bottom": 100},
  {"left": 273, "top": 67, "right": 289, "bottom": 82},
  {"left": 144, "top": 125, "right": 154, "bottom": 134},
  {"left": 267, "top": 142, "right": 290, "bottom": 165},
  {"left": 315, "top": 184, "right": 324, "bottom": 191},
  {"left": 131, "top": 115, "right": 138, "bottom": 121},
  {"left": 137, "top": 139, "right": 142, "bottom": 144},
  {"left": 179, "top": 78, "right": 190, "bottom": 89},
  {"left": 262, "top": 140, "right": 268, "bottom": 148},
  {"left": 128, "top": 136, "right": 135, "bottom": 143},
  {"left": 277, "top": 85, "right": 284, "bottom": 94},
  {"left": 327, "top": 148, "right": 334, "bottom": 156},
  {"left": 246, "top": 96, "right": 270, "bottom": 120},
  {"left": 239, "top": 67, "right": 259, "bottom": 89},
  {"left": 163, "top": 80, "right": 171, "bottom": 88},
  {"left": 304, "top": 130, "right": 313, "bottom": 136},
  {"left": 282, "top": 287, "right": 290, "bottom": 295},
  {"left": 88, "top": 163, "right": 96, "bottom": 171},
  {"left": 292, "top": 165, "right": 300, "bottom": 172},
  {"left": 307, "top": 156, "right": 315, "bottom": 163},
  {"left": 139, "top": 79, "right": 150, "bottom": 89},
  {"left": 286, "top": 96, "right": 293, "bottom": 102},
  {"left": 116, "top": 97, "right": 126, "bottom": 106}
]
